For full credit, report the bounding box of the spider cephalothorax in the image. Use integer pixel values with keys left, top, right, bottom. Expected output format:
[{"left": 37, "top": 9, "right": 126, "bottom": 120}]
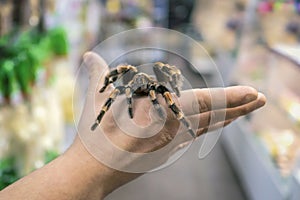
[{"left": 91, "top": 62, "right": 196, "bottom": 138}]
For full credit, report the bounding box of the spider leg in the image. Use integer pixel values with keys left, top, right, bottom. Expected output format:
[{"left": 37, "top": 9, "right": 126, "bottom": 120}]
[
  {"left": 99, "top": 76, "right": 118, "bottom": 93},
  {"left": 170, "top": 74, "right": 182, "bottom": 97},
  {"left": 148, "top": 84, "right": 165, "bottom": 118},
  {"left": 157, "top": 85, "right": 196, "bottom": 138},
  {"left": 125, "top": 87, "right": 134, "bottom": 118},
  {"left": 99, "top": 65, "right": 138, "bottom": 93},
  {"left": 99, "top": 69, "right": 119, "bottom": 93},
  {"left": 153, "top": 62, "right": 182, "bottom": 97},
  {"left": 91, "top": 86, "right": 124, "bottom": 131}
]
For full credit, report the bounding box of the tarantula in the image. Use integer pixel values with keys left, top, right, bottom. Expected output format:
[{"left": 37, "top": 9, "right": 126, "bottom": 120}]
[{"left": 91, "top": 62, "right": 196, "bottom": 138}]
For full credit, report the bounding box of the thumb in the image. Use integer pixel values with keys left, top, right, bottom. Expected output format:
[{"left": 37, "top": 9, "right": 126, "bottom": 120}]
[{"left": 83, "top": 51, "right": 109, "bottom": 94}]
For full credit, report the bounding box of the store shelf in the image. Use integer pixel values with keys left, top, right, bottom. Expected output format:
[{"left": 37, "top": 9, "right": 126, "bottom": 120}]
[
  {"left": 291, "top": 172, "right": 300, "bottom": 200},
  {"left": 270, "top": 45, "right": 300, "bottom": 67},
  {"left": 223, "top": 14, "right": 300, "bottom": 196},
  {"left": 222, "top": 118, "right": 290, "bottom": 200}
]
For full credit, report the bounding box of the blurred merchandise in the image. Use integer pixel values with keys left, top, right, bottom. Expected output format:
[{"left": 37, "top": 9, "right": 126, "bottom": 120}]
[
  {"left": 0, "top": 0, "right": 96, "bottom": 190},
  {"left": 223, "top": 0, "right": 300, "bottom": 199},
  {"left": 99, "top": 0, "right": 154, "bottom": 39},
  {"left": 0, "top": 35, "right": 67, "bottom": 190},
  {"left": 259, "top": 128, "right": 299, "bottom": 177},
  {"left": 258, "top": 0, "right": 299, "bottom": 46},
  {"left": 194, "top": 0, "right": 246, "bottom": 54},
  {"left": 0, "top": 1, "right": 13, "bottom": 36}
]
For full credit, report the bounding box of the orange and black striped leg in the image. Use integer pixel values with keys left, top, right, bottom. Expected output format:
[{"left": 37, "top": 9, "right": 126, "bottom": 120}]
[
  {"left": 170, "top": 74, "right": 181, "bottom": 97},
  {"left": 157, "top": 85, "right": 196, "bottom": 138},
  {"left": 91, "top": 86, "right": 124, "bottom": 131},
  {"left": 100, "top": 65, "right": 138, "bottom": 93},
  {"left": 99, "top": 69, "right": 119, "bottom": 93},
  {"left": 125, "top": 87, "right": 134, "bottom": 118},
  {"left": 149, "top": 85, "right": 164, "bottom": 118}
]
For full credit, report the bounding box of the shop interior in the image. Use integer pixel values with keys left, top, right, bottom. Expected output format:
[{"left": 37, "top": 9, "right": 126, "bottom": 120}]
[{"left": 1, "top": 0, "right": 300, "bottom": 200}]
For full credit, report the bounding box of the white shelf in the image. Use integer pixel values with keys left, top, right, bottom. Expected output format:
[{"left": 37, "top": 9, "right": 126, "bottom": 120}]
[
  {"left": 222, "top": 118, "right": 290, "bottom": 200},
  {"left": 271, "top": 45, "right": 300, "bottom": 66}
]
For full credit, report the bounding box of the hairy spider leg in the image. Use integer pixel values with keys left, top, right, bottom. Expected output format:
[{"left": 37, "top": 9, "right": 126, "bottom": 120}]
[
  {"left": 157, "top": 85, "right": 196, "bottom": 138},
  {"left": 169, "top": 73, "right": 182, "bottom": 97},
  {"left": 99, "top": 65, "right": 138, "bottom": 93},
  {"left": 99, "top": 69, "right": 119, "bottom": 92},
  {"left": 91, "top": 86, "right": 124, "bottom": 131},
  {"left": 148, "top": 84, "right": 165, "bottom": 118},
  {"left": 153, "top": 62, "right": 169, "bottom": 83},
  {"left": 162, "top": 64, "right": 182, "bottom": 97},
  {"left": 125, "top": 87, "right": 134, "bottom": 118},
  {"left": 153, "top": 62, "right": 182, "bottom": 97}
]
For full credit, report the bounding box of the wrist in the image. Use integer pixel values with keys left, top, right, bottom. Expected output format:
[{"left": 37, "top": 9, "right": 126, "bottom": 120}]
[{"left": 66, "top": 137, "right": 141, "bottom": 199}]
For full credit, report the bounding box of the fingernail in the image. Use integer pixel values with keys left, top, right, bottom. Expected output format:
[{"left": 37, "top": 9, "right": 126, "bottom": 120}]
[
  {"left": 83, "top": 52, "right": 94, "bottom": 66},
  {"left": 242, "top": 93, "right": 256, "bottom": 104},
  {"left": 256, "top": 93, "right": 267, "bottom": 108}
]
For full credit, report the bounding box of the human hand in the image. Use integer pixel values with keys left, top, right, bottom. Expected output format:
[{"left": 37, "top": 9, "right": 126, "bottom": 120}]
[{"left": 73, "top": 51, "right": 266, "bottom": 197}]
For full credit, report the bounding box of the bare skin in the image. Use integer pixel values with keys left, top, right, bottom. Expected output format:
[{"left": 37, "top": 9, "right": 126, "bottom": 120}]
[{"left": 0, "top": 52, "right": 266, "bottom": 200}]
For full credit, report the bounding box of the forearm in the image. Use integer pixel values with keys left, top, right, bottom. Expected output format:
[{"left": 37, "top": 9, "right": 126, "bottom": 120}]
[{"left": 0, "top": 137, "right": 138, "bottom": 200}]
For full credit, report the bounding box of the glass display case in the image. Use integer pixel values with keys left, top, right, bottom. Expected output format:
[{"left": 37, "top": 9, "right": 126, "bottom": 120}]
[{"left": 222, "top": 0, "right": 300, "bottom": 199}]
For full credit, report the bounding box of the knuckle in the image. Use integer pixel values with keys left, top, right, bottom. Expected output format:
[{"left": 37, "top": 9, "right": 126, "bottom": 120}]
[
  {"left": 208, "top": 110, "right": 217, "bottom": 124},
  {"left": 196, "top": 127, "right": 207, "bottom": 137},
  {"left": 160, "top": 131, "right": 174, "bottom": 144},
  {"left": 198, "top": 95, "right": 209, "bottom": 113}
]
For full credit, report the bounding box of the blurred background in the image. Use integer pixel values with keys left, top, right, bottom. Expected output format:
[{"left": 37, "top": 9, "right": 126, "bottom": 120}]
[{"left": 1, "top": 0, "right": 300, "bottom": 200}]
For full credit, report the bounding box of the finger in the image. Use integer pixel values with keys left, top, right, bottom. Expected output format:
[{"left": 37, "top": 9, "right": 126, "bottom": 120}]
[
  {"left": 168, "top": 118, "right": 235, "bottom": 151},
  {"left": 179, "top": 86, "right": 259, "bottom": 116},
  {"left": 196, "top": 118, "right": 234, "bottom": 137},
  {"left": 168, "top": 141, "right": 191, "bottom": 157},
  {"left": 187, "top": 92, "right": 266, "bottom": 128},
  {"left": 83, "top": 51, "right": 113, "bottom": 94}
]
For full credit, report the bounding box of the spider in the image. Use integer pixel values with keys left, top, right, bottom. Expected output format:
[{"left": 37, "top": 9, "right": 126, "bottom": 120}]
[{"left": 91, "top": 62, "right": 196, "bottom": 138}]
